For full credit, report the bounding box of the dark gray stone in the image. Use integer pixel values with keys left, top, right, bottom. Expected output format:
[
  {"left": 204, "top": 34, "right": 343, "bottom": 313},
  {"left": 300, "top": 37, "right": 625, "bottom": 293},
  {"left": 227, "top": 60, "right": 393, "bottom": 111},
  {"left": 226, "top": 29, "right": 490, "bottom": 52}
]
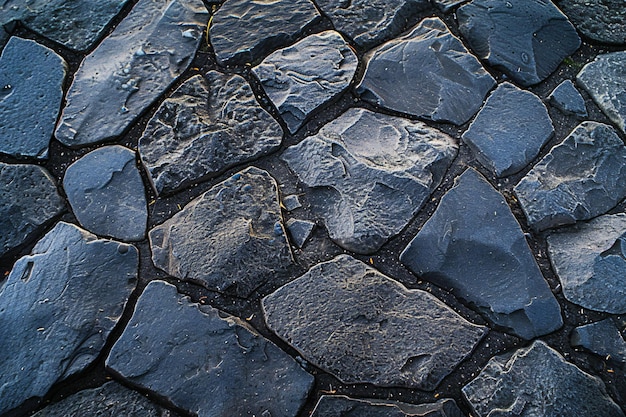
[
  {"left": 514, "top": 122, "right": 626, "bottom": 231},
  {"left": 556, "top": 0, "right": 626, "bottom": 45},
  {"left": 549, "top": 80, "right": 587, "bottom": 117},
  {"left": 283, "top": 194, "right": 302, "bottom": 211},
  {"left": 462, "top": 341, "right": 625, "bottom": 417},
  {"left": 262, "top": 255, "right": 486, "bottom": 390},
  {"left": 431, "top": 0, "right": 469, "bottom": 11},
  {"left": 252, "top": 31, "right": 358, "bottom": 134},
  {"left": 55, "top": 0, "right": 209, "bottom": 147},
  {"left": 357, "top": 17, "right": 495, "bottom": 125},
  {"left": 462, "top": 82, "right": 554, "bottom": 177},
  {"left": 0, "top": 222, "right": 137, "bottom": 415},
  {"left": 457, "top": 0, "right": 581, "bottom": 86},
  {"left": 106, "top": 280, "right": 314, "bottom": 417},
  {"left": 282, "top": 108, "right": 457, "bottom": 254},
  {"left": 311, "top": 396, "right": 464, "bottom": 417},
  {"left": 401, "top": 168, "right": 562, "bottom": 340},
  {"left": 571, "top": 319, "right": 626, "bottom": 363},
  {"left": 139, "top": 72, "right": 282, "bottom": 195},
  {"left": 286, "top": 218, "right": 315, "bottom": 248}
]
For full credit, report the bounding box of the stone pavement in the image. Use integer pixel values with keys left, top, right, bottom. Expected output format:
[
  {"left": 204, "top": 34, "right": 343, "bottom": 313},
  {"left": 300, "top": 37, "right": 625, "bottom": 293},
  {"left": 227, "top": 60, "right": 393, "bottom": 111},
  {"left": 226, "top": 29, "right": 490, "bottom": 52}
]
[{"left": 0, "top": 0, "right": 625, "bottom": 416}]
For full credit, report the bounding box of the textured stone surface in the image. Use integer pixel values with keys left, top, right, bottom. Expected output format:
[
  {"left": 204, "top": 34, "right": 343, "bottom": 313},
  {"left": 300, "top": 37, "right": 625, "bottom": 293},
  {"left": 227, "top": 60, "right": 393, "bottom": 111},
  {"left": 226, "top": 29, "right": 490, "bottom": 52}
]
[
  {"left": 311, "top": 396, "right": 464, "bottom": 417},
  {"left": 282, "top": 108, "right": 457, "bottom": 254},
  {"left": 262, "top": 255, "right": 486, "bottom": 391},
  {"left": 283, "top": 195, "right": 302, "bottom": 211},
  {"left": 571, "top": 319, "right": 626, "bottom": 363},
  {"left": 514, "top": 122, "right": 626, "bottom": 231},
  {"left": 286, "top": 219, "right": 315, "bottom": 248},
  {"left": 0, "top": 222, "right": 137, "bottom": 415},
  {"left": 357, "top": 17, "right": 495, "bottom": 125},
  {"left": 463, "top": 341, "right": 625, "bottom": 417},
  {"left": 432, "top": 0, "right": 469, "bottom": 11},
  {"left": 462, "top": 82, "right": 554, "bottom": 177},
  {"left": 556, "top": 0, "right": 626, "bottom": 45},
  {"left": 401, "top": 169, "right": 562, "bottom": 340},
  {"left": 252, "top": 31, "right": 357, "bottom": 134},
  {"left": 549, "top": 80, "right": 587, "bottom": 117},
  {"left": 457, "top": 0, "right": 581, "bottom": 86},
  {"left": 139, "top": 72, "right": 282, "bottom": 195},
  {"left": 106, "top": 280, "right": 314, "bottom": 417},
  {"left": 55, "top": 0, "right": 208, "bottom": 147}
]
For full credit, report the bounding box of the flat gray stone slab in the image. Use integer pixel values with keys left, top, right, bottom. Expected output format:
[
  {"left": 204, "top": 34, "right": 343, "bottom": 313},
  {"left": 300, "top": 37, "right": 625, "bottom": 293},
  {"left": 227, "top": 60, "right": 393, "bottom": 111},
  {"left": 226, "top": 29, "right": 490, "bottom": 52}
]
[
  {"left": 457, "top": 0, "right": 580, "bottom": 86},
  {"left": 139, "top": 72, "right": 282, "bottom": 196},
  {"left": 262, "top": 255, "right": 487, "bottom": 391},
  {"left": 252, "top": 30, "right": 358, "bottom": 134},
  {"left": 311, "top": 396, "right": 464, "bottom": 417},
  {"left": 55, "top": 0, "right": 208, "bottom": 147},
  {"left": 0, "top": 222, "right": 137, "bottom": 415},
  {"left": 556, "top": 0, "right": 626, "bottom": 45},
  {"left": 514, "top": 121, "right": 626, "bottom": 231},
  {"left": 357, "top": 17, "right": 495, "bottom": 125},
  {"left": 463, "top": 341, "right": 625, "bottom": 417},
  {"left": 549, "top": 80, "right": 587, "bottom": 118},
  {"left": 571, "top": 319, "right": 626, "bottom": 364},
  {"left": 282, "top": 108, "right": 457, "bottom": 254},
  {"left": 401, "top": 168, "right": 562, "bottom": 340},
  {"left": 106, "top": 280, "right": 314, "bottom": 417}
]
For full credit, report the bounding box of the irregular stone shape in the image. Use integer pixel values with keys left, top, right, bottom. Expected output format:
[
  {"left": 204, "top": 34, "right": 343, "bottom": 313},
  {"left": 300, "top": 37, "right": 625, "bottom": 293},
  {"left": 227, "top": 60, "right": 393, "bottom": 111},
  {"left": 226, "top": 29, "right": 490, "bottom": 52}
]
[
  {"left": 283, "top": 194, "right": 302, "bottom": 211},
  {"left": 262, "top": 255, "right": 487, "bottom": 391},
  {"left": 54, "top": 0, "right": 209, "bottom": 147},
  {"left": 571, "top": 319, "right": 626, "bottom": 363},
  {"left": 462, "top": 82, "right": 554, "bottom": 177},
  {"left": 0, "top": 163, "right": 64, "bottom": 256},
  {"left": 252, "top": 31, "right": 357, "bottom": 134},
  {"left": 311, "top": 396, "right": 464, "bottom": 417},
  {"left": 139, "top": 72, "right": 282, "bottom": 195},
  {"left": 0, "top": 222, "right": 137, "bottom": 415},
  {"left": 549, "top": 80, "right": 587, "bottom": 117},
  {"left": 431, "top": 0, "right": 469, "bottom": 11},
  {"left": 401, "top": 169, "right": 562, "bottom": 340},
  {"left": 462, "top": 341, "right": 625, "bottom": 417},
  {"left": 282, "top": 108, "right": 457, "bottom": 254},
  {"left": 106, "top": 280, "right": 313, "bottom": 417},
  {"left": 64, "top": 146, "right": 147, "bottom": 241},
  {"left": 556, "top": 0, "right": 626, "bottom": 45},
  {"left": 149, "top": 167, "right": 292, "bottom": 297},
  {"left": 209, "top": 0, "right": 320, "bottom": 66},
  {"left": 456, "top": 0, "right": 581, "bottom": 86},
  {"left": 286, "top": 218, "right": 315, "bottom": 248},
  {"left": 357, "top": 17, "right": 495, "bottom": 125},
  {"left": 514, "top": 122, "right": 626, "bottom": 231}
]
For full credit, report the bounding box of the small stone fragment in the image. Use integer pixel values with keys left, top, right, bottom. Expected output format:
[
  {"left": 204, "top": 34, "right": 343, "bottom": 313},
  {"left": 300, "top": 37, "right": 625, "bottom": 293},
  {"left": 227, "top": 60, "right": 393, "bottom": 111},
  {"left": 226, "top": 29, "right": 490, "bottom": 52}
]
[
  {"left": 283, "top": 194, "right": 302, "bottom": 211},
  {"left": 286, "top": 218, "right": 315, "bottom": 248},
  {"left": 549, "top": 80, "right": 587, "bottom": 117},
  {"left": 311, "top": 396, "right": 464, "bottom": 417},
  {"left": 571, "top": 319, "right": 626, "bottom": 364},
  {"left": 431, "top": 0, "right": 469, "bottom": 11},
  {"left": 555, "top": 0, "right": 626, "bottom": 45}
]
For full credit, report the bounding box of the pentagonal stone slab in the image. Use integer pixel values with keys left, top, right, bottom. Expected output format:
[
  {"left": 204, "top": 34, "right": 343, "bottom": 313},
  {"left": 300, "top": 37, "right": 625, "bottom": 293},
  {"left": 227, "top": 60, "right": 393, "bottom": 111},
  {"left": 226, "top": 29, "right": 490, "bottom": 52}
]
[
  {"left": 282, "top": 108, "right": 457, "bottom": 254},
  {"left": 311, "top": 396, "right": 464, "bottom": 417},
  {"left": 549, "top": 80, "right": 587, "bottom": 118},
  {"left": 555, "top": 0, "right": 626, "bottom": 45},
  {"left": 571, "top": 319, "right": 626, "bottom": 364},
  {"left": 401, "top": 168, "right": 562, "bottom": 340},
  {"left": 262, "top": 255, "right": 487, "bottom": 391},
  {"left": 0, "top": 222, "right": 137, "bottom": 415},
  {"left": 357, "top": 17, "right": 495, "bottom": 125},
  {"left": 106, "top": 280, "right": 313, "bottom": 417}
]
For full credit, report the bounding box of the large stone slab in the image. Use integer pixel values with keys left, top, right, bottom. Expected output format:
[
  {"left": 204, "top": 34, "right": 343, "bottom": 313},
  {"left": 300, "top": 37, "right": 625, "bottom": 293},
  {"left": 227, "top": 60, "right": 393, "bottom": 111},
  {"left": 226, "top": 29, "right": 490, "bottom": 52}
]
[
  {"left": 311, "top": 396, "right": 464, "bottom": 417},
  {"left": 357, "top": 17, "right": 495, "bottom": 125},
  {"left": 262, "top": 255, "right": 487, "bottom": 391},
  {"left": 282, "top": 108, "right": 457, "bottom": 254},
  {"left": 571, "top": 319, "right": 626, "bottom": 364},
  {"left": 0, "top": 222, "right": 137, "bottom": 415},
  {"left": 401, "top": 168, "right": 562, "bottom": 340},
  {"left": 514, "top": 122, "right": 626, "bottom": 231},
  {"left": 106, "top": 280, "right": 313, "bottom": 417},
  {"left": 139, "top": 72, "right": 282, "bottom": 195},
  {"left": 548, "top": 80, "right": 587, "bottom": 118},
  {"left": 556, "top": 0, "right": 626, "bottom": 45},
  {"left": 55, "top": 0, "right": 208, "bottom": 147}
]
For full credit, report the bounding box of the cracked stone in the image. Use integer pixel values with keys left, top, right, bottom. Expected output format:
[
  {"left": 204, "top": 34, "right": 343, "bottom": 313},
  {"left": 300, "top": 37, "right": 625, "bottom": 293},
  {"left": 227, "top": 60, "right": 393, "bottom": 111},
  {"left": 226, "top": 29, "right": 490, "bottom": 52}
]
[
  {"left": 548, "top": 80, "right": 587, "bottom": 118},
  {"left": 311, "top": 396, "right": 464, "bottom": 417},
  {"left": 286, "top": 218, "right": 315, "bottom": 248},
  {"left": 555, "top": 0, "right": 626, "bottom": 45},
  {"left": 571, "top": 319, "right": 626, "bottom": 364}
]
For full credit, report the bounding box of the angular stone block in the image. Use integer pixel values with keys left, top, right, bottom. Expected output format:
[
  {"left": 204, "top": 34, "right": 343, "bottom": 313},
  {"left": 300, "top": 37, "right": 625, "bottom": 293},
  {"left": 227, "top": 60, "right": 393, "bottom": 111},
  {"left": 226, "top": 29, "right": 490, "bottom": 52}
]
[{"left": 549, "top": 80, "right": 587, "bottom": 118}]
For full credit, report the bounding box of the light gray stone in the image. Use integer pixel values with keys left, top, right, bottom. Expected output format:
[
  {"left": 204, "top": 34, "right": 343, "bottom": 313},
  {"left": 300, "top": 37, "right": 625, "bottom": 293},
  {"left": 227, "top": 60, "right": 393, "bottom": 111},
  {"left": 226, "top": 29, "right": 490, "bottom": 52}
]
[
  {"left": 549, "top": 80, "right": 587, "bottom": 118},
  {"left": 311, "top": 396, "right": 464, "bottom": 417},
  {"left": 571, "top": 319, "right": 626, "bottom": 363},
  {"left": 556, "top": 0, "right": 626, "bottom": 45}
]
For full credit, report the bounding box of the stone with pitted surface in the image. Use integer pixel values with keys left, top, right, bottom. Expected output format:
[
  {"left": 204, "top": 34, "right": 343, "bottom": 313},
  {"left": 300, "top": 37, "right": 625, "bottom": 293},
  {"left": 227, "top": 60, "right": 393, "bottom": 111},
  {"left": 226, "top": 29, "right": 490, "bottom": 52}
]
[{"left": 556, "top": 0, "right": 626, "bottom": 45}]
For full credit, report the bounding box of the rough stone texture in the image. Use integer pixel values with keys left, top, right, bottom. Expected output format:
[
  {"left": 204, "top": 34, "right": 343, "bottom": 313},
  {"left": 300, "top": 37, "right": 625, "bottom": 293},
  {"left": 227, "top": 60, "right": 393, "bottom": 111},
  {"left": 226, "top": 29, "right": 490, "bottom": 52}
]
[
  {"left": 283, "top": 194, "right": 302, "bottom": 211},
  {"left": 311, "top": 396, "right": 464, "bottom": 417},
  {"left": 556, "top": 0, "right": 626, "bottom": 45},
  {"left": 357, "top": 17, "right": 495, "bottom": 125},
  {"left": 282, "top": 108, "right": 457, "bottom": 254},
  {"left": 571, "top": 319, "right": 626, "bottom": 364},
  {"left": 457, "top": 0, "right": 581, "bottom": 86},
  {"left": 431, "top": 0, "right": 469, "bottom": 11},
  {"left": 55, "top": 0, "right": 209, "bottom": 147},
  {"left": 0, "top": 222, "right": 137, "bottom": 415},
  {"left": 462, "top": 341, "right": 625, "bottom": 417},
  {"left": 149, "top": 167, "right": 292, "bottom": 297},
  {"left": 401, "top": 168, "right": 562, "bottom": 340},
  {"left": 549, "top": 80, "right": 587, "bottom": 117},
  {"left": 462, "top": 82, "right": 554, "bottom": 177},
  {"left": 64, "top": 146, "right": 147, "bottom": 241},
  {"left": 514, "top": 122, "right": 626, "bottom": 231},
  {"left": 139, "top": 72, "right": 282, "bottom": 195},
  {"left": 286, "top": 218, "right": 315, "bottom": 248},
  {"left": 106, "top": 280, "right": 314, "bottom": 417},
  {"left": 252, "top": 31, "right": 358, "bottom": 134},
  {"left": 262, "top": 255, "right": 487, "bottom": 391}
]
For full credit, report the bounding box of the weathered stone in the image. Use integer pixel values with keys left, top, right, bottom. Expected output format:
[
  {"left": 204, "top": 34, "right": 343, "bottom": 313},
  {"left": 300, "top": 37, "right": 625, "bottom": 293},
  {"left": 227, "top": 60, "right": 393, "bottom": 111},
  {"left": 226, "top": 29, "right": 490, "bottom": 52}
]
[
  {"left": 401, "top": 168, "right": 562, "bottom": 340},
  {"left": 549, "top": 80, "right": 587, "bottom": 117},
  {"left": 514, "top": 122, "right": 626, "bottom": 231},
  {"left": 286, "top": 218, "right": 315, "bottom": 248},
  {"left": 139, "top": 72, "right": 282, "bottom": 195},
  {"left": 0, "top": 222, "right": 137, "bottom": 415},
  {"left": 262, "top": 255, "right": 486, "bottom": 391},
  {"left": 283, "top": 194, "right": 302, "bottom": 211},
  {"left": 556, "top": 0, "right": 626, "bottom": 45},
  {"left": 106, "top": 280, "right": 313, "bottom": 417},
  {"left": 311, "top": 396, "right": 464, "bottom": 417},
  {"left": 282, "top": 108, "right": 457, "bottom": 254},
  {"left": 431, "top": 0, "right": 469, "bottom": 11},
  {"left": 149, "top": 167, "right": 292, "bottom": 297},
  {"left": 463, "top": 341, "right": 625, "bottom": 417},
  {"left": 55, "top": 0, "right": 209, "bottom": 147},
  {"left": 462, "top": 82, "right": 554, "bottom": 177},
  {"left": 357, "top": 17, "right": 495, "bottom": 125},
  {"left": 252, "top": 31, "right": 357, "bottom": 134},
  {"left": 457, "top": 0, "right": 581, "bottom": 86},
  {"left": 571, "top": 319, "right": 626, "bottom": 363}
]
